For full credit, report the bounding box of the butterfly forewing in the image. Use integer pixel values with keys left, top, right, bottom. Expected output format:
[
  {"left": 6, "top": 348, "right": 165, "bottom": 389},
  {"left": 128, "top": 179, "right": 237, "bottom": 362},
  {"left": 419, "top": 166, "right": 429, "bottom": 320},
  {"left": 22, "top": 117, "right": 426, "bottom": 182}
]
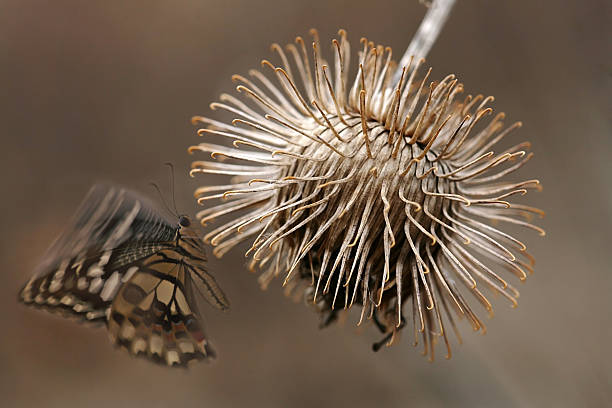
[
  {"left": 20, "top": 185, "right": 175, "bottom": 317},
  {"left": 19, "top": 184, "right": 228, "bottom": 367}
]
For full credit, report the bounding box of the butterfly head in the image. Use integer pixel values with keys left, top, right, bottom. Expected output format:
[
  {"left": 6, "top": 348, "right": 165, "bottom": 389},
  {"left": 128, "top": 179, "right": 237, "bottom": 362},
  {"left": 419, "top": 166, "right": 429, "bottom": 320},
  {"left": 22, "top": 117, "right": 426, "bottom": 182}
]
[{"left": 178, "top": 215, "right": 191, "bottom": 228}]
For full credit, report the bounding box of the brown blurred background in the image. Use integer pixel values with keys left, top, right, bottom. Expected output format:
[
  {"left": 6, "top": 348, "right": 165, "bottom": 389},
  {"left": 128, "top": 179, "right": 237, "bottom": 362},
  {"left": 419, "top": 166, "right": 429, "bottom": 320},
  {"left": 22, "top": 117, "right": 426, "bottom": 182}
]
[{"left": 1, "top": 0, "right": 610, "bottom": 407}]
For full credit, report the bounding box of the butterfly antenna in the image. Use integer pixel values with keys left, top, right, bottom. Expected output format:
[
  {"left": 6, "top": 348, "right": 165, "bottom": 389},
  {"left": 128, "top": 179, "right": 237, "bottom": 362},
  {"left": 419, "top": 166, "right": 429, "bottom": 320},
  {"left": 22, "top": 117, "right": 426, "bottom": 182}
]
[
  {"left": 164, "top": 162, "right": 179, "bottom": 215},
  {"left": 149, "top": 181, "right": 176, "bottom": 218}
]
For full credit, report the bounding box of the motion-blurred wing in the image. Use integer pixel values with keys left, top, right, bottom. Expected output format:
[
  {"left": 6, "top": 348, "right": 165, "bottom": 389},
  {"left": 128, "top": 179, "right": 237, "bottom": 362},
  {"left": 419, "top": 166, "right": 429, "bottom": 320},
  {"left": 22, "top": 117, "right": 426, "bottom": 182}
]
[{"left": 19, "top": 184, "right": 177, "bottom": 321}]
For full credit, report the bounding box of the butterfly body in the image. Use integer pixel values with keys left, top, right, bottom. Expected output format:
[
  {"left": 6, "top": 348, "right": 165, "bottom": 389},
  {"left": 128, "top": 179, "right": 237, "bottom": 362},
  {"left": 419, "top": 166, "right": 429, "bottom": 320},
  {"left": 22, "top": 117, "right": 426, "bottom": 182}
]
[{"left": 20, "top": 184, "right": 229, "bottom": 367}]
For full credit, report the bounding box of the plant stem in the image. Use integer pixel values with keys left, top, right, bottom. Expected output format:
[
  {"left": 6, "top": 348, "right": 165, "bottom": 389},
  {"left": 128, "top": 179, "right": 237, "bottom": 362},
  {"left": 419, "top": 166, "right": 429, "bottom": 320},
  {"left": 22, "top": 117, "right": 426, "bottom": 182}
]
[{"left": 391, "top": 0, "right": 456, "bottom": 86}]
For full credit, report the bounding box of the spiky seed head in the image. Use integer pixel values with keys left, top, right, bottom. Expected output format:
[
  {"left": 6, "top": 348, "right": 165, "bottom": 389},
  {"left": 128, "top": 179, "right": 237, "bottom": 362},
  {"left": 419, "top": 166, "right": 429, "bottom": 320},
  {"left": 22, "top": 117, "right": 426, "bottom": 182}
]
[{"left": 189, "top": 29, "right": 544, "bottom": 360}]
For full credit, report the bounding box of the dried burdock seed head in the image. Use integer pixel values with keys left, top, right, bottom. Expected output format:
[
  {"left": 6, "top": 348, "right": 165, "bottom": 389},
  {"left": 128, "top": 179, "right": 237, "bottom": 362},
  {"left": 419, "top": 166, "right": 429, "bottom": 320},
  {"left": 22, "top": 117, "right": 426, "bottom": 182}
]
[{"left": 189, "top": 29, "right": 544, "bottom": 360}]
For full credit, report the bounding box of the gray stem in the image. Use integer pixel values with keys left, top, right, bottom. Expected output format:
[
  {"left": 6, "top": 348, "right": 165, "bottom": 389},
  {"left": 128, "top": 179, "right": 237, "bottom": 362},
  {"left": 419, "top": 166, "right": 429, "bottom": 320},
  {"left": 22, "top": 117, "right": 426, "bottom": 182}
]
[{"left": 391, "top": 0, "right": 456, "bottom": 87}]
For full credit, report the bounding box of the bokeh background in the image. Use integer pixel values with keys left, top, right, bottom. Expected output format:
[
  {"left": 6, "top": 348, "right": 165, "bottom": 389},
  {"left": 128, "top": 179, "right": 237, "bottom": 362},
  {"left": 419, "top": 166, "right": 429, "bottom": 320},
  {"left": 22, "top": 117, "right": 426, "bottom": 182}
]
[{"left": 1, "top": 0, "right": 610, "bottom": 407}]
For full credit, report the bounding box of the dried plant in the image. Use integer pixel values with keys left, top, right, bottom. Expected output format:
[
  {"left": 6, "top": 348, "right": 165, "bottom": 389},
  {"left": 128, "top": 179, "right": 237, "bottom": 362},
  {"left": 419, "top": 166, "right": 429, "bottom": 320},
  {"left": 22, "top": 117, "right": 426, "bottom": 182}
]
[{"left": 188, "top": 28, "right": 544, "bottom": 360}]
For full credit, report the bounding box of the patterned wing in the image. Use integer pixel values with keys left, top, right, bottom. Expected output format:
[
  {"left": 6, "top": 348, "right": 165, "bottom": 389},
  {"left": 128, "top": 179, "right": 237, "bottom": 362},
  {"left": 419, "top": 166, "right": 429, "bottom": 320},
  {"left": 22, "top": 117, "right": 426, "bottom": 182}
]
[
  {"left": 19, "top": 184, "right": 177, "bottom": 322},
  {"left": 107, "top": 249, "right": 220, "bottom": 366}
]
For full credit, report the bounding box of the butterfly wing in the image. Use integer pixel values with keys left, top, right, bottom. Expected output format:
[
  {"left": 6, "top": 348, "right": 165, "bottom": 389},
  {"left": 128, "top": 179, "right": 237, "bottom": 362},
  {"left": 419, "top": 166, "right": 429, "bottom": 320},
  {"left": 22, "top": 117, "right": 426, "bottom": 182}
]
[
  {"left": 19, "top": 184, "right": 177, "bottom": 321},
  {"left": 107, "top": 249, "right": 217, "bottom": 366}
]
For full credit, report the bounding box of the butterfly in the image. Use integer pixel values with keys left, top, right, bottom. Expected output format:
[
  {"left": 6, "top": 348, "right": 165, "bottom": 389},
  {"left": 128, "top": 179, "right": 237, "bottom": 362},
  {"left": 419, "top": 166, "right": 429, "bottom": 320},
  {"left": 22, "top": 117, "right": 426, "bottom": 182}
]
[{"left": 19, "top": 184, "right": 229, "bottom": 367}]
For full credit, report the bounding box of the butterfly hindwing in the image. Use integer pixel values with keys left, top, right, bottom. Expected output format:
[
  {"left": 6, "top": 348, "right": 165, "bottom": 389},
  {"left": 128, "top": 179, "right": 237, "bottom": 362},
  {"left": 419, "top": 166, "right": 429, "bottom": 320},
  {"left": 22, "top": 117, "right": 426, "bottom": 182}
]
[{"left": 107, "top": 250, "right": 215, "bottom": 366}]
